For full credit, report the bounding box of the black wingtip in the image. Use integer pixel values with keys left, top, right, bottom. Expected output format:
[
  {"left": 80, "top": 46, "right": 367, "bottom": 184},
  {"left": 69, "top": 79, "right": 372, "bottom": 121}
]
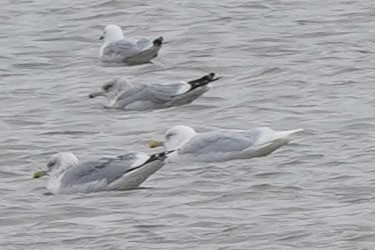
[
  {"left": 153, "top": 37, "right": 163, "bottom": 47},
  {"left": 187, "top": 73, "right": 221, "bottom": 90},
  {"left": 206, "top": 73, "right": 222, "bottom": 82},
  {"left": 124, "top": 152, "right": 167, "bottom": 174},
  {"left": 144, "top": 152, "right": 166, "bottom": 165}
]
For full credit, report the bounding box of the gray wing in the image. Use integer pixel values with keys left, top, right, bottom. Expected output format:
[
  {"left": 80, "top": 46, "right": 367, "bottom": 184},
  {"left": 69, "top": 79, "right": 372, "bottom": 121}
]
[
  {"left": 147, "top": 82, "right": 191, "bottom": 101},
  {"left": 136, "top": 37, "right": 154, "bottom": 50},
  {"left": 114, "top": 84, "right": 157, "bottom": 110},
  {"left": 114, "top": 82, "right": 190, "bottom": 110},
  {"left": 179, "top": 130, "right": 263, "bottom": 157},
  {"left": 103, "top": 38, "right": 153, "bottom": 59},
  {"left": 59, "top": 152, "right": 147, "bottom": 188}
]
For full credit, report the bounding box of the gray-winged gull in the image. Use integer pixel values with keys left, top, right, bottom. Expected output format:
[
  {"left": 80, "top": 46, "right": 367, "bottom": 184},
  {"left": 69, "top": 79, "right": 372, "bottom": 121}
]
[
  {"left": 99, "top": 24, "right": 163, "bottom": 64},
  {"left": 89, "top": 73, "right": 221, "bottom": 111},
  {"left": 148, "top": 125, "right": 303, "bottom": 162},
  {"left": 32, "top": 151, "right": 166, "bottom": 194}
]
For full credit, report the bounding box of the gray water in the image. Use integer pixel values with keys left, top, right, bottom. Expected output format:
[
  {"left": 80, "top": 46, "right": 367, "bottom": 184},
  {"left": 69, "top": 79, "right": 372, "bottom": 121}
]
[{"left": 1, "top": 0, "right": 375, "bottom": 249}]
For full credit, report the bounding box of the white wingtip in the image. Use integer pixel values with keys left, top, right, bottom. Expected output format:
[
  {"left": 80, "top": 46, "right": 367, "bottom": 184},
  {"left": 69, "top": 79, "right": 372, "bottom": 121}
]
[
  {"left": 287, "top": 128, "right": 304, "bottom": 134},
  {"left": 277, "top": 128, "right": 304, "bottom": 139}
]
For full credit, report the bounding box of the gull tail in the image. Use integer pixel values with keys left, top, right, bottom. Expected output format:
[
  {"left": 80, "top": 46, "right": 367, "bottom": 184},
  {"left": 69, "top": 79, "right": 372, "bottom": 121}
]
[
  {"left": 153, "top": 37, "right": 163, "bottom": 47},
  {"left": 188, "top": 73, "right": 222, "bottom": 91}
]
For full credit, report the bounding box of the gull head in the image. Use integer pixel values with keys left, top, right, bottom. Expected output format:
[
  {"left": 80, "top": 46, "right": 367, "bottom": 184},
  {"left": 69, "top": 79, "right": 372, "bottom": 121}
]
[
  {"left": 149, "top": 125, "right": 197, "bottom": 151},
  {"left": 33, "top": 152, "right": 79, "bottom": 179},
  {"left": 100, "top": 24, "right": 124, "bottom": 43},
  {"left": 89, "top": 78, "right": 133, "bottom": 100}
]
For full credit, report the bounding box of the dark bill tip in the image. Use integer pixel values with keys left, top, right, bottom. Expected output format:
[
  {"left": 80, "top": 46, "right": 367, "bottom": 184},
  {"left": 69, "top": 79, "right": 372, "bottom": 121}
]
[
  {"left": 89, "top": 92, "right": 100, "bottom": 98},
  {"left": 89, "top": 91, "right": 105, "bottom": 98}
]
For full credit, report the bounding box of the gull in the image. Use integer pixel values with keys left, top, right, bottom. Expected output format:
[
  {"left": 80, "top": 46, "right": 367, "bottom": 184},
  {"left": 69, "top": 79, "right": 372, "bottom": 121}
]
[
  {"left": 99, "top": 24, "right": 163, "bottom": 64},
  {"left": 32, "top": 151, "right": 166, "bottom": 194},
  {"left": 89, "top": 73, "right": 221, "bottom": 111},
  {"left": 148, "top": 125, "right": 303, "bottom": 162}
]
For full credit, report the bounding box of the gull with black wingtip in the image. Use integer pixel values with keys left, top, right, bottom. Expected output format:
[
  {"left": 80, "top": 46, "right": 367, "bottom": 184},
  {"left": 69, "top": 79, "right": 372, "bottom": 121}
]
[
  {"left": 32, "top": 151, "right": 166, "bottom": 194},
  {"left": 99, "top": 24, "right": 163, "bottom": 64},
  {"left": 89, "top": 73, "right": 221, "bottom": 111}
]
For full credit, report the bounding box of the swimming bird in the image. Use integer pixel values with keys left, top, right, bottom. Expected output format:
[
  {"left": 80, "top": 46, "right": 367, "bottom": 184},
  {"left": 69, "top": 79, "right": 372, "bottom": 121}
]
[
  {"left": 89, "top": 73, "right": 221, "bottom": 111},
  {"left": 99, "top": 24, "right": 163, "bottom": 64},
  {"left": 32, "top": 151, "right": 166, "bottom": 194},
  {"left": 148, "top": 125, "right": 303, "bottom": 162}
]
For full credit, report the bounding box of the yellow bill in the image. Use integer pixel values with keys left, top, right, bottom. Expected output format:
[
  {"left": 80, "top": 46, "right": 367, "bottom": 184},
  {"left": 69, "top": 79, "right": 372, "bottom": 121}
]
[
  {"left": 32, "top": 170, "right": 47, "bottom": 179},
  {"left": 148, "top": 140, "right": 164, "bottom": 148}
]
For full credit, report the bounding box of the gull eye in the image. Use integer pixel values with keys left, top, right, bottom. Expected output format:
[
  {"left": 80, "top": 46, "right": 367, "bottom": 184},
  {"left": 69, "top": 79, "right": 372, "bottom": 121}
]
[
  {"left": 103, "top": 83, "right": 113, "bottom": 91},
  {"left": 166, "top": 132, "right": 175, "bottom": 139},
  {"left": 47, "top": 160, "right": 56, "bottom": 169}
]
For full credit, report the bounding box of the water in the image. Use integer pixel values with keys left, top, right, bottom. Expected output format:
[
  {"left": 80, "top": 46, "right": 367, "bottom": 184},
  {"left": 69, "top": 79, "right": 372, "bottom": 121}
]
[{"left": 1, "top": 0, "right": 375, "bottom": 249}]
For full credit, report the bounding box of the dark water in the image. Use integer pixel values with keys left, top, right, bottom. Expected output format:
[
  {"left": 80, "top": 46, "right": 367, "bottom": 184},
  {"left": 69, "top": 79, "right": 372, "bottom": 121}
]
[{"left": 1, "top": 0, "right": 374, "bottom": 249}]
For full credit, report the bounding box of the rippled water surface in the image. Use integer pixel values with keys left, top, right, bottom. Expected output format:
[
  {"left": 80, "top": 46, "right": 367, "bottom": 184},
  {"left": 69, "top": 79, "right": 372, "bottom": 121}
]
[{"left": 1, "top": 0, "right": 375, "bottom": 249}]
